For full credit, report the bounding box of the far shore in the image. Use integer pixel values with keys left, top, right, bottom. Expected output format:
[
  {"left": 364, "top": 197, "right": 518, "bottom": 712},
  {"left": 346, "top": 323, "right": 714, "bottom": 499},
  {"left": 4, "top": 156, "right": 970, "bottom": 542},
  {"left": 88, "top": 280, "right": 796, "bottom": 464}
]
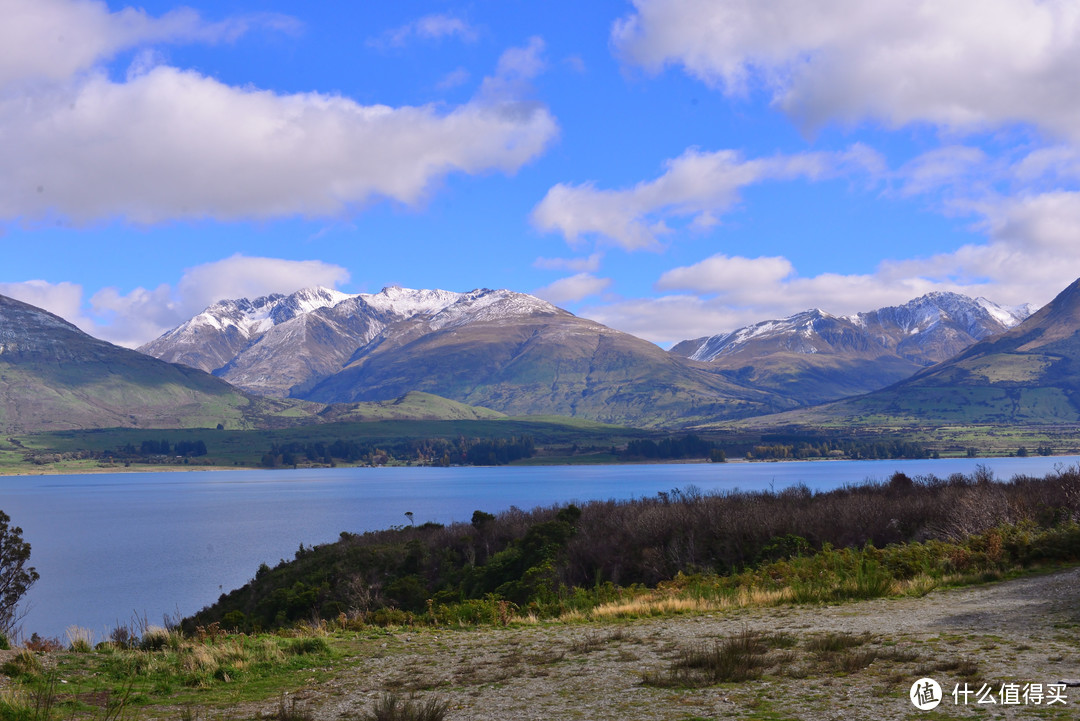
[{"left": 0, "top": 451, "right": 1049, "bottom": 478}]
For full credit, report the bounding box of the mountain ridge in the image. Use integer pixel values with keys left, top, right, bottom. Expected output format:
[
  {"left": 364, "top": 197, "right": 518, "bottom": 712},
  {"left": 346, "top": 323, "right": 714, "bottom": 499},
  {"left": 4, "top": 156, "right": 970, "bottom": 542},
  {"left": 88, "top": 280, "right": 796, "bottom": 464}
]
[
  {"left": 140, "top": 285, "right": 796, "bottom": 426},
  {"left": 668, "top": 291, "right": 1034, "bottom": 406},
  {"left": 750, "top": 278, "right": 1080, "bottom": 426}
]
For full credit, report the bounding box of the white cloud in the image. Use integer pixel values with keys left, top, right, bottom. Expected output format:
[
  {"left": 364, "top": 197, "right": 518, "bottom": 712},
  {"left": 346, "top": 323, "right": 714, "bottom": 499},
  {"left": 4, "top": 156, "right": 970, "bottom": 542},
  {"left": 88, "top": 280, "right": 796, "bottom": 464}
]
[
  {"left": 480, "top": 36, "right": 547, "bottom": 102},
  {"left": 0, "top": 279, "right": 97, "bottom": 331},
  {"left": 533, "top": 253, "right": 603, "bottom": 272},
  {"left": 583, "top": 270, "right": 955, "bottom": 344},
  {"left": 0, "top": 64, "right": 556, "bottom": 224},
  {"left": 532, "top": 144, "right": 881, "bottom": 249},
  {"left": 1, "top": 0, "right": 296, "bottom": 90},
  {"left": 534, "top": 273, "right": 612, "bottom": 304},
  {"left": 372, "top": 13, "right": 478, "bottom": 48},
  {"left": 583, "top": 202, "right": 1080, "bottom": 344},
  {"left": 656, "top": 255, "right": 794, "bottom": 296},
  {"left": 2, "top": 255, "right": 352, "bottom": 348},
  {"left": 896, "top": 146, "right": 992, "bottom": 198},
  {"left": 0, "top": 5, "right": 556, "bottom": 225},
  {"left": 613, "top": 0, "right": 1080, "bottom": 139}
]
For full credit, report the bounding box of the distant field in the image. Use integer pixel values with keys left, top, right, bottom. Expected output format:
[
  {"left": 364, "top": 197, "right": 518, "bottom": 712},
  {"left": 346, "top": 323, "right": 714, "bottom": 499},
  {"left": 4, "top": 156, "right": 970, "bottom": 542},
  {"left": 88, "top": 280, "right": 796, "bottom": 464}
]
[
  {"left": 7, "top": 415, "right": 1080, "bottom": 476},
  {"left": 0, "top": 416, "right": 650, "bottom": 474}
]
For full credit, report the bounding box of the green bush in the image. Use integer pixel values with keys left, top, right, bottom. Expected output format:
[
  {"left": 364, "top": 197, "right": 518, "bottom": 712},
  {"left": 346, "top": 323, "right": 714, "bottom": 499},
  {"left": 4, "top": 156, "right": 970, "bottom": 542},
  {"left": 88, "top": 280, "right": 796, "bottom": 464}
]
[
  {"left": 286, "top": 637, "right": 330, "bottom": 656},
  {"left": 1, "top": 650, "right": 42, "bottom": 679}
]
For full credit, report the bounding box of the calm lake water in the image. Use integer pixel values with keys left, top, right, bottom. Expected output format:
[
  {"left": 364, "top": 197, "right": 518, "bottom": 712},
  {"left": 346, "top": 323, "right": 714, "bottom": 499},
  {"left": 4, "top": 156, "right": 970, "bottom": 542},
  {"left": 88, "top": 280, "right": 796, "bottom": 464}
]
[{"left": 2, "top": 455, "right": 1078, "bottom": 640}]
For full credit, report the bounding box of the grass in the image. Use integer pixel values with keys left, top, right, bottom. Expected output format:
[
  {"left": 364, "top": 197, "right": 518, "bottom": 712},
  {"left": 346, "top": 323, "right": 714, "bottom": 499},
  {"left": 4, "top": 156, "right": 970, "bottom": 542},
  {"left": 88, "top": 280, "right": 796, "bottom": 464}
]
[
  {"left": 642, "top": 628, "right": 796, "bottom": 687},
  {"left": 361, "top": 693, "right": 449, "bottom": 721}
]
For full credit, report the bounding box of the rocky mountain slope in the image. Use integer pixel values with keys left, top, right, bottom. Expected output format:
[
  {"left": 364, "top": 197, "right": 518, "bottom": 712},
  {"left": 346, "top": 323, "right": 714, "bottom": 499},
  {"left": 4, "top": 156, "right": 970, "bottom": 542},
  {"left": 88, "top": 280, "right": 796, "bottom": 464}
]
[
  {"left": 670, "top": 292, "right": 1034, "bottom": 405},
  {"left": 141, "top": 286, "right": 795, "bottom": 426}
]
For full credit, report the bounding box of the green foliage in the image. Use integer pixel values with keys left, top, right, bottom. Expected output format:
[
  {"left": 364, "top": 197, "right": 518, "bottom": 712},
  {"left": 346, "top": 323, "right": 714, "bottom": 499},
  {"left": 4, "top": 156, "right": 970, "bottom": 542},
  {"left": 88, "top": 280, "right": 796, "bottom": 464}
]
[
  {"left": 187, "top": 467, "right": 1080, "bottom": 632},
  {"left": 262, "top": 434, "right": 535, "bottom": 467},
  {"left": 0, "top": 510, "right": 38, "bottom": 636},
  {"left": 748, "top": 437, "right": 929, "bottom": 460},
  {"left": 1, "top": 650, "right": 42, "bottom": 679},
  {"left": 622, "top": 434, "right": 716, "bottom": 460},
  {"left": 286, "top": 637, "right": 330, "bottom": 656}
]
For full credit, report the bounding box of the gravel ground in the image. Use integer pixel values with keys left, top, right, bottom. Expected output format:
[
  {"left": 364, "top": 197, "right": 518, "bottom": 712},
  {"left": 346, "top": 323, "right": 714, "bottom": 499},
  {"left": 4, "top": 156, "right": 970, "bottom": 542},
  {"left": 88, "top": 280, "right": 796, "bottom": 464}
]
[
  {"left": 294, "top": 567, "right": 1080, "bottom": 720},
  {"left": 5, "top": 568, "right": 1079, "bottom": 719}
]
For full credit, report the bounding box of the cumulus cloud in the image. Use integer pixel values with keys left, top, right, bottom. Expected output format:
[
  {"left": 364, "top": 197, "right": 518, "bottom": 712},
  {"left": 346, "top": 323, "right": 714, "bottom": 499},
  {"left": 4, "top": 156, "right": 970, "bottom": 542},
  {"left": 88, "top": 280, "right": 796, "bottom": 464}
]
[
  {"left": 0, "top": 4, "right": 556, "bottom": 225},
  {"left": 584, "top": 208, "right": 1080, "bottom": 344},
  {"left": 583, "top": 267, "right": 962, "bottom": 345},
  {"left": 2, "top": 255, "right": 351, "bottom": 348},
  {"left": 0, "top": 65, "right": 556, "bottom": 224},
  {"left": 534, "top": 273, "right": 612, "bottom": 304},
  {"left": 613, "top": 0, "right": 1080, "bottom": 139},
  {"left": 0, "top": 279, "right": 97, "bottom": 330},
  {"left": 896, "top": 146, "right": 993, "bottom": 198},
  {"left": 656, "top": 255, "right": 794, "bottom": 296},
  {"left": 1, "top": 0, "right": 295, "bottom": 90},
  {"left": 371, "top": 13, "right": 478, "bottom": 48},
  {"left": 532, "top": 144, "right": 881, "bottom": 249}
]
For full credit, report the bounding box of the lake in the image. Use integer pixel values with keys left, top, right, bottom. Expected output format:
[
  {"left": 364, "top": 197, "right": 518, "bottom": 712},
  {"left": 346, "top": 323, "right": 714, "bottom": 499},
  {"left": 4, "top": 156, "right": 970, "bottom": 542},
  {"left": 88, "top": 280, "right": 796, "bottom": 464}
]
[{"left": 2, "top": 455, "right": 1077, "bottom": 640}]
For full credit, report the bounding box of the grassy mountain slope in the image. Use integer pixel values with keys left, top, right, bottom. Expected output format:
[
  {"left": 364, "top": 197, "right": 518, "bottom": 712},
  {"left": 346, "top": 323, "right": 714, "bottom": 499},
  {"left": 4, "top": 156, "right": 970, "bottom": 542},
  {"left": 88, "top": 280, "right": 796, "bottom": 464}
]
[
  {"left": 303, "top": 311, "right": 795, "bottom": 427},
  {"left": 0, "top": 294, "right": 310, "bottom": 432},
  {"left": 0, "top": 295, "right": 504, "bottom": 433}
]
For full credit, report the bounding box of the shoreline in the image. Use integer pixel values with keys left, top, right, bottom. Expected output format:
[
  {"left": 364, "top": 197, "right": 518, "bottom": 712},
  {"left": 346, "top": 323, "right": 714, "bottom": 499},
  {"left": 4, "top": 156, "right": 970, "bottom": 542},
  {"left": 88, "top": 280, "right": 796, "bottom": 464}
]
[{"left": 0, "top": 452, "right": 1064, "bottom": 478}]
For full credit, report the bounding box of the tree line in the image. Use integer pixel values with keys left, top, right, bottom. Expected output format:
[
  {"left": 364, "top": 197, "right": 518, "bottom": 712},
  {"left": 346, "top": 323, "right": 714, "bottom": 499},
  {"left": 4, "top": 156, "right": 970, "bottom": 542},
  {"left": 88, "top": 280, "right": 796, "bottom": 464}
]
[{"left": 259, "top": 435, "right": 535, "bottom": 468}]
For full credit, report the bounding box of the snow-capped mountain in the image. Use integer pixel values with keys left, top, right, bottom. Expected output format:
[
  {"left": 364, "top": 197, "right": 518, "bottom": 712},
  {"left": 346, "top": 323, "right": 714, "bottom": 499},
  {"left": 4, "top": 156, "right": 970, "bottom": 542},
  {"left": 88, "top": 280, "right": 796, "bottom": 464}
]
[
  {"left": 811, "top": 278, "right": 1080, "bottom": 424},
  {"left": 139, "top": 286, "right": 560, "bottom": 398},
  {"left": 669, "top": 292, "right": 1036, "bottom": 406},
  {"left": 139, "top": 285, "right": 789, "bottom": 425},
  {"left": 675, "top": 292, "right": 1032, "bottom": 364}
]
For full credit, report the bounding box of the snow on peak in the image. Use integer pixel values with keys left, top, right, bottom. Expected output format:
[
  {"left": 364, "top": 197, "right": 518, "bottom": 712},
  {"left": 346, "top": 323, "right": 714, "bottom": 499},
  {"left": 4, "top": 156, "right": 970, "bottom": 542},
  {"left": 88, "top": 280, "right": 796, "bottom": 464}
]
[
  {"left": 687, "top": 309, "right": 835, "bottom": 361},
  {"left": 152, "top": 285, "right": 564, "bottom": 352},
  {"left": 425, "top": 288, "right": 560, "bottom": 330},
  {"left": 975, "top": 297, "right": 1034, "bottom": 328},
  {"left": 359, "top": 286, "right": 464, "bottom": 317}
]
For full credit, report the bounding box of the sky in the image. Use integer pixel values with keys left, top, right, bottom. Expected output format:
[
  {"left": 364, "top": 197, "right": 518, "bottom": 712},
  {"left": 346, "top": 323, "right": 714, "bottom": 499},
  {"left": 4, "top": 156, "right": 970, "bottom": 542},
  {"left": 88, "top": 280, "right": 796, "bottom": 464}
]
[{"left": 3, "top": 0, "right": 1080, "bottom": 348}]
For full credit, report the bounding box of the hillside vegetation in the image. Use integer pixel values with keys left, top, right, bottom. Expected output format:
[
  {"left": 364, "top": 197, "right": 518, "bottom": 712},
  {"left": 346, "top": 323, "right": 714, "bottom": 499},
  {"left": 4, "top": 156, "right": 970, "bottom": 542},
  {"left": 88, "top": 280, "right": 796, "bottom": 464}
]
[{"left": 187, "top": 465, "right": 1080, "bottom": 632}]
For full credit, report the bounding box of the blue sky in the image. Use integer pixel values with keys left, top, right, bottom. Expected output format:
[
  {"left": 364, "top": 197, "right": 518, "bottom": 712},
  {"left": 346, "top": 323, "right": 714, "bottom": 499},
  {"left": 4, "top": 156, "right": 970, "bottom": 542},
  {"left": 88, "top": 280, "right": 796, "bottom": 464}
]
[{"left": 3, "top": 0, "right": 1080, "bottom": 347}]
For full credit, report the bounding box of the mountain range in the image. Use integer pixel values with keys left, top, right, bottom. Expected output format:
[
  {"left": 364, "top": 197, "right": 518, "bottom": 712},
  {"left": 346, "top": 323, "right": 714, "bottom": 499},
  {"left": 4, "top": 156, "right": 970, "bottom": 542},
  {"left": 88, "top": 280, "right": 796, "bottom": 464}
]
[
  {"left": 669, "top": 292, "right": 1034, "bottom": 406},
  {"left": 140, "top": 286, "right": 794, "bottom": 426},
  {"left": 0, "top": 293, "right": 510, "bottom": 434},
  {"left": 8, "top": 275, "right": 1080, "bottom": 433},
  {"left": 138, "top": 285, "right": 1036, "bottom": 423},
  {"left": 791, "top": 278, "right": 1080, "bottom": 425}
]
